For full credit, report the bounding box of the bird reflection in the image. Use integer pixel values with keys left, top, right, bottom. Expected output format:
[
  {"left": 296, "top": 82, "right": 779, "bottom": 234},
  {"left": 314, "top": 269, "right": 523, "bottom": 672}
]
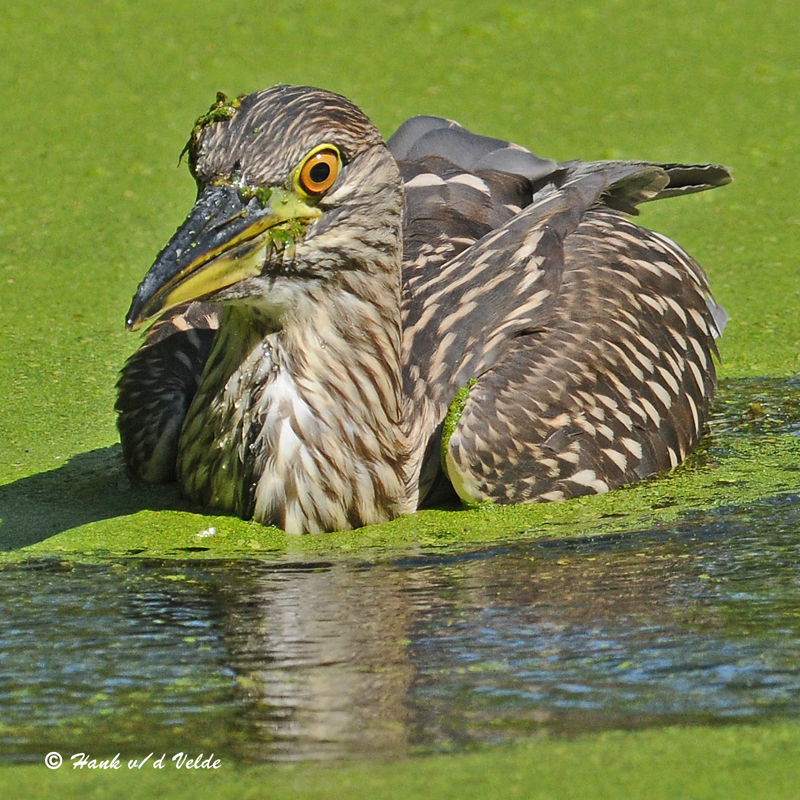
[
  {"left": 196, "top": 532, "right": 771, "bottom": 760},
  {"left": 212, "top": 560, "right": 416, "bottom": 760}
]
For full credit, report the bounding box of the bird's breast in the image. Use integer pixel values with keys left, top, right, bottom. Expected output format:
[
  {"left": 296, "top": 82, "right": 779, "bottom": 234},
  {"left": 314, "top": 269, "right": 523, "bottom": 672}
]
[
  {"left": 176, "top": 316, "right": 412, "bottom": 534},
  {"left": 177, "top": 329, "right": 277, "bottom": 517}
]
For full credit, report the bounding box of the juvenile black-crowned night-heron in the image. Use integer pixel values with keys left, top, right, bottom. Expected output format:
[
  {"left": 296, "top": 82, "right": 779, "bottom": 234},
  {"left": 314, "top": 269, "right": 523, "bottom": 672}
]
[{"left": 117, "top": 85, "right": 731, "bottom": 534}]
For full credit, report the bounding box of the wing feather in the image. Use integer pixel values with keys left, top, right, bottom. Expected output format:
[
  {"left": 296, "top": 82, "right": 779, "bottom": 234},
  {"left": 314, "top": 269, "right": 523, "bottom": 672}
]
[
  {"left": 116, "top": 302, "right": 220, "bottom": 482},
  {"left": 442, "top": 209, "right": 719, "bottom": 505}
]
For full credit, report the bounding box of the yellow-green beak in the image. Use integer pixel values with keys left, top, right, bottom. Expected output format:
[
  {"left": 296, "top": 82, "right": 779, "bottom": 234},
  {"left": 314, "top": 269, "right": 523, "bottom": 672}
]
[{"left": 126, "top": 183, "right": 321, "bottom": 330}]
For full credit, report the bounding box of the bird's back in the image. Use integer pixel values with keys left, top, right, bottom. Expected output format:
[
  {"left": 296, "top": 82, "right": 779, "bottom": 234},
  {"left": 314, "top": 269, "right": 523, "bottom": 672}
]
[{"left": 389, "top": 116, "right": 730, "bottom": 505}]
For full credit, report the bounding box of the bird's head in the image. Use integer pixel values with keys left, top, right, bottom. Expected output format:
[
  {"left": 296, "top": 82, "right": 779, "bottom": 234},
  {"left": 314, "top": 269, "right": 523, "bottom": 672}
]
[{"left": 126, "top": 85, "right": 403, "bottom": 330}]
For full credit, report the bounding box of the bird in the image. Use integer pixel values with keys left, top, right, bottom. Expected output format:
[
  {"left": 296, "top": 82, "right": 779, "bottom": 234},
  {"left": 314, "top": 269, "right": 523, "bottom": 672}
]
[{"left": 116, "top": 84, "right": 731, "bottom": 534}]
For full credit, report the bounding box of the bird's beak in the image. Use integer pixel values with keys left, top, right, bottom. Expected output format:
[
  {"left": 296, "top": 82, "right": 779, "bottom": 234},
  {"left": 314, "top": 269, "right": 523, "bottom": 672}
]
[{"left": 126, "top": 182, "right": 321, "bottom": 330}]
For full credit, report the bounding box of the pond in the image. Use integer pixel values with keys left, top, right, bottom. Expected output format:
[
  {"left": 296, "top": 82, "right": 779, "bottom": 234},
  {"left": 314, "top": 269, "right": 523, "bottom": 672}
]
[{"left": 1, "top": 377, "right": 800, "bottom": 765}]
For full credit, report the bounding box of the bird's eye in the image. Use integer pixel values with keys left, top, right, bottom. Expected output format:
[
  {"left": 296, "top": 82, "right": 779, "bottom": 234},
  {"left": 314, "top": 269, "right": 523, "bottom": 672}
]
[{"left": 297, "top": 147, "right": 341, "bottom": 196}]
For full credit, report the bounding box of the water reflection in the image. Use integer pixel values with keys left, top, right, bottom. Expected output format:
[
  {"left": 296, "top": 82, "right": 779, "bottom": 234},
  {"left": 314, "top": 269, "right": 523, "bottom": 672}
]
[
  {"left": 3, "top": 498, "right": 800, "bottom": 764},
  {"left": 217, "top": 562, "right": 415, "bottom": 761}
]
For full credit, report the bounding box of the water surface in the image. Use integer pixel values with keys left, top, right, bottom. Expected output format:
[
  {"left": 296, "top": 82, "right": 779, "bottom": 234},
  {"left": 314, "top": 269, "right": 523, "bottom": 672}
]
[{"left": 2, "top": 378, "right": 800, "bottom": 764}]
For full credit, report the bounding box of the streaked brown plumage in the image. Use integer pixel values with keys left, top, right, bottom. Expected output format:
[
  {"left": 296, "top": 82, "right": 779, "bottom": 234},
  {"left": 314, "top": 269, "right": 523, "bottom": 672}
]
[{"left": 116, "top": 85, "right": 731, "bottom": 533}]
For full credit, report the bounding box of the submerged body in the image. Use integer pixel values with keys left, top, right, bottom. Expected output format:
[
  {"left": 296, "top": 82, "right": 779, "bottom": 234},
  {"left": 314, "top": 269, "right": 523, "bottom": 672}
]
[{"left": 117, "top": 85, "right": 730, "bottom": 533}]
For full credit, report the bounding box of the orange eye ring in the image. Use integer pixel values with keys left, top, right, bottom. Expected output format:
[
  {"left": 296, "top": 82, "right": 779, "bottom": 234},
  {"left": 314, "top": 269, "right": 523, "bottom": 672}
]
[{"left": 297, "top": 148, "right": 340, "bottom": 196}]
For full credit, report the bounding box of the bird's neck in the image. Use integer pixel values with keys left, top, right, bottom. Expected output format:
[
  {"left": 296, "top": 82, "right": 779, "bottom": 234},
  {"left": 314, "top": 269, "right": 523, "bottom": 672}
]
[{"left": 178, "top": 267, "right": 412, "bottom": 533}]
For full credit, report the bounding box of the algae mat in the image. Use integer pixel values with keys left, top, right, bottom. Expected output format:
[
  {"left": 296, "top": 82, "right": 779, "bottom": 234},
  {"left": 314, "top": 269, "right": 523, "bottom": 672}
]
[
  {"left": 2, "top": 0, "right": 800, "bottom": 797},
  {"left": 5, "top": 723, "right": 800, "bottom": 800}
]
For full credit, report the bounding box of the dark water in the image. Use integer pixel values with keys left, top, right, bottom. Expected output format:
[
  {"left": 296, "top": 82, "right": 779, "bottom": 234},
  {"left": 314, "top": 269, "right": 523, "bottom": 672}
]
[{"left": 2, "top": 378, "right": 800, "bottom": 764}]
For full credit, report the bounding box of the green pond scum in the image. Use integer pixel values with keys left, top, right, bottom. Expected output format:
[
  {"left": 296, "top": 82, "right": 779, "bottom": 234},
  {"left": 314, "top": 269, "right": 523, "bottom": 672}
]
[
  {"left": 3, "top": 723, "right": 800, "bottom": 800},
  {"left": 180, "top": 91, "right": 243, "bottom": 171},
  {"left": 2, "top": 0, "right": 800, "bottom": 796}
]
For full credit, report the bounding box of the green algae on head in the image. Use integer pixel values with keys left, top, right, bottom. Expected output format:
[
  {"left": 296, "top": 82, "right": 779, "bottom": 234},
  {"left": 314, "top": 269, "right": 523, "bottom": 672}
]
[{"left": 180, "top": 91, "right": 245, "bottom": 173}]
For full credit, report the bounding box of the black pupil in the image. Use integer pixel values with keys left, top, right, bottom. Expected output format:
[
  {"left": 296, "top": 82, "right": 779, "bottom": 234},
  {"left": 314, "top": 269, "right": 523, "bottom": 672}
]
[{"left": 309, "top": 161, "right": 331, "bottom": 185}]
